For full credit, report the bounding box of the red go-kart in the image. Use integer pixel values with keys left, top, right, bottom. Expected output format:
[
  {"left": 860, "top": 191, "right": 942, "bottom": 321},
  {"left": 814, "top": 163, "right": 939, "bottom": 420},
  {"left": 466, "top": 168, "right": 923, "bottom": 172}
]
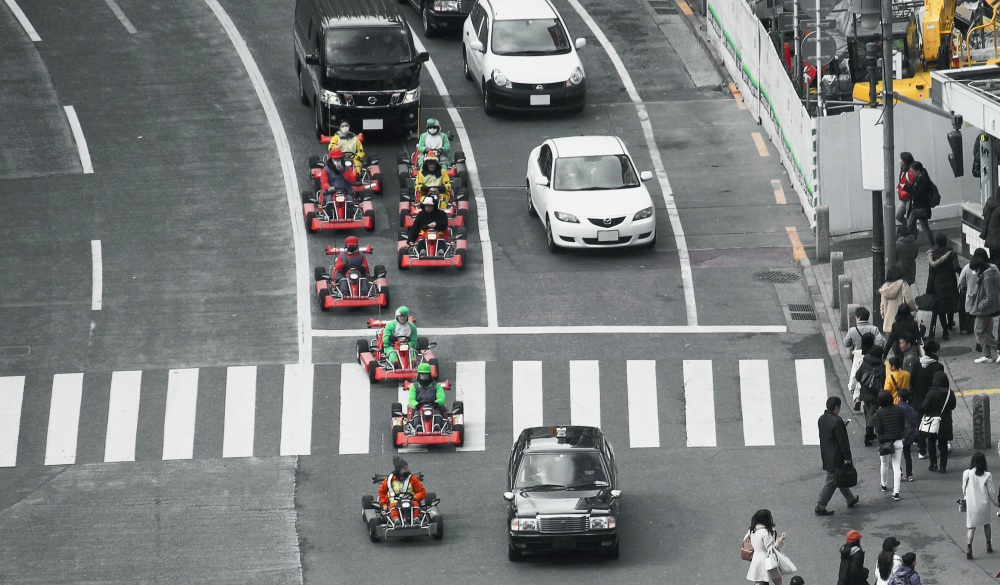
[
  {"left": 356, "top": 318, "right": 440, "bottom": 383},
  {"left": 310, "top": 134, "right": 382, "bottom": 194},
  {"left": 302, "top": 188, "right": 375, "bottom": 233},
  {"left": 399, "top": 186, "right": 469, "bottom": 228},
  {"left": 391, "top": 389, "right": 464, "bottom": 448},
  {"left": 397, "top": 228, "right": 467, "bottom": 270},
  {"left": 314, "top": 244, "right": 388, "bottom": 310}
]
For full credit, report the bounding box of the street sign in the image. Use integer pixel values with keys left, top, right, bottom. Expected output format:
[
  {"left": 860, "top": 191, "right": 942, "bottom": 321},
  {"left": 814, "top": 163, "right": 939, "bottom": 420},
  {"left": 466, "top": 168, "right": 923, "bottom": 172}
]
[
  {"left": 860, "top": 108, "right": 888, "bottom": 191},
  {"left": 801, "top": 35, "right": 839, "bottom": 62},
  {"left": 774, "top": 14, "right": 837, "bottom": 33}
]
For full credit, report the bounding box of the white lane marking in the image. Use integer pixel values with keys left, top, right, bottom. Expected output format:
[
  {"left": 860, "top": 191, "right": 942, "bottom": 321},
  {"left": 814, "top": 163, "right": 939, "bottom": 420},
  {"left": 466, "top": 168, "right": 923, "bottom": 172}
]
[
  {"left": 683, "top": 360, "right": 716, "bottom": 447},
  {"left": 91, "top": 240, "right": 102, "bottom": 310},
  {"left": 162, "top": 368, "right": 198, "bottom": 460},
  {"left": 739, "top": 360, "right": 775, "bottom": 446},
  {"left": 44, "top": 373, "right": 84, "bottom": 465},
  {"left": 64, "top": 106, "right": 93, "bottom": 174},
  {"left": 397, "top": 382, "right": 427, "bottom": 453},
  {"left": 570, "top": 361, "right": 601, "bottom": 428},
  {"left": 795, "top": 359, "right": 827, "bottom": 446},
  {"left": 564, "top": 0, "right": 698, "bottom": 326},
  {"left": 104, "top": 370, "right": 141, "bottom": 462},
  {"left": 280, "top": 363, "right": 313, "bottom": 455},
  {"left": 102, "top": 0, "right": 137, "bottom": 34},
  {"left": 5, "top": 0, "right": 40, "bottom": 41},
  {"left": 512, "top": 361, "right": 543, "bottom": 442},
  {"left": 0, "top": 376, "right": 25, "bottom": 467},
  {"left": 204, "top": 0, "right": 311, "bottom": 365},
  {"left": 338, "top": 364, "right": 370, "bottom": 455},
  {"left": 456, "top": 361, "right": 486, "bottom": 451},
  {"left": 409, "top": 32, "right": 498, "bottom": 328},
  {"left": 313, "top": 324, "right": 787, "bottom": 337},
  {"left": 222, "top": 365, "right": 256, "bottom": 458},
  {"left": 626, "top": 360, "right": 659, "bottom": 448}
]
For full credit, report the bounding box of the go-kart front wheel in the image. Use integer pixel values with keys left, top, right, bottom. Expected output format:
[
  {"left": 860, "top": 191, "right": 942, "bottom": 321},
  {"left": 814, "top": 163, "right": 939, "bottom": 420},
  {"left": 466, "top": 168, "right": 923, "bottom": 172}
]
[
  {"left": 361, "top": 495, "right": 374, "bottom": 522},
  {"left": 453, "top": 424, "right": 464, "bottom": 448},
  {"left": 356, "top": 339, "right": 369, "bottom": 362},
  {"left": 368, "top": 517, "right": 381, "bottom": 543},
  {"left": 432, "top": 516, "right": 444, "bottom": 540},
  {"left": 391, "top": 424, "right": 403, "bottom": 450}
]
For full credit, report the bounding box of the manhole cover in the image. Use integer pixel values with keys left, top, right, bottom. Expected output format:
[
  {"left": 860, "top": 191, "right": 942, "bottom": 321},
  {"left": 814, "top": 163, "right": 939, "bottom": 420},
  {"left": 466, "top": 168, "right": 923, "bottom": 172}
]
[
  {"left": 937, "top": 345, "right": 973, "bottom": 357},
  {"left": 754, "top": 270, "right": 801, "bottom": 283}
]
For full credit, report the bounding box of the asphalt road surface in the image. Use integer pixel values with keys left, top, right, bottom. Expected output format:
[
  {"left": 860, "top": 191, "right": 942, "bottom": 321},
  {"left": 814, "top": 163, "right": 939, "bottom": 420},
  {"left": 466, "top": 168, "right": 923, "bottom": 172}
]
[{"left": 0, "top": 0, "right": 992, "bottom": 583}]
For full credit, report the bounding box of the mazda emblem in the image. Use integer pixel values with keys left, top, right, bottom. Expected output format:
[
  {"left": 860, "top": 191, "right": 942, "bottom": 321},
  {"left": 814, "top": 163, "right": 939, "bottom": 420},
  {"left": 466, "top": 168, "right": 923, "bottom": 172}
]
[
  {"left": 535, "top": 85, "right": 543, "bottom": 91},
  {"left": 603, "top": 218, "right": 613, "bottom": 225},
  {"left": 368, "top": 96, "right": 378, "bottom": 105}
]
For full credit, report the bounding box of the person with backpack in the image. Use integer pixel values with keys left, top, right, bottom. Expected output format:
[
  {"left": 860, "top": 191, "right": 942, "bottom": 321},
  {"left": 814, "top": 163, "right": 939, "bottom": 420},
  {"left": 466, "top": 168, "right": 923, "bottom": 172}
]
[
  {"left": 904, "top": 161, "right": 937, "bottom": 247},
  {"left": 887, "top": 552, "right": 922, "bottom": 585},
  {"left": 856, "top": 345, "right": 887, "bottom": 447},
  {"left": 896, "top": 152, "right": 916, "bottom": 229},
  {"left": 897, "top": 390, "right": 919, "bottom": 481}
]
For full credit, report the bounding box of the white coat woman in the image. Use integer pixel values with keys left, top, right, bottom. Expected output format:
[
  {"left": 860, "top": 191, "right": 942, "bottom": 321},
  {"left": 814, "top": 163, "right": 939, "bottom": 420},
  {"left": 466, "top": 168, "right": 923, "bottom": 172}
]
[
  {"left": 963, "top": 451, "right": 998, "bottom": 559},
  {"left": 746, "top": 509, "right": 789, "bottom": 584}
]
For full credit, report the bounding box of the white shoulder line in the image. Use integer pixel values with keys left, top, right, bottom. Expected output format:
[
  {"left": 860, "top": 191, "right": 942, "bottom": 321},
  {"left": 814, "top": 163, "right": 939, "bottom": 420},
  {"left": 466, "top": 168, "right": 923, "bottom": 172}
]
[
  {"left": 4, "top": 0, "right": 40, "bottom": 42},
  {"left": 563, "top": 0, "right": 699, "bottom": 326},
  {"left": 312, "top": 324, "right": 786, "bottom": 337},
  {"left": 203, "top": 0, "right": 312, "bottom": 365},
  {"left": 409, "top": 30, "right": 499, "bottom": 328},
  {"left": 91, "top": 240, "right": 102, "bottom": 310},
  {"left": 63, "top": 106, "right": 93, "bottom": 174}
]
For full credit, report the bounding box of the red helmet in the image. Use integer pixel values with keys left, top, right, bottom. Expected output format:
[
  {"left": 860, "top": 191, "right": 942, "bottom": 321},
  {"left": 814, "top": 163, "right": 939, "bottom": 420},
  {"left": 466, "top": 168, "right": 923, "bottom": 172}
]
[
  {"left": 345, "top": 236, "right": 359, "bottom": 251},
  {"left": 330, "top": 148, "right": 344, "bottom": 159}
]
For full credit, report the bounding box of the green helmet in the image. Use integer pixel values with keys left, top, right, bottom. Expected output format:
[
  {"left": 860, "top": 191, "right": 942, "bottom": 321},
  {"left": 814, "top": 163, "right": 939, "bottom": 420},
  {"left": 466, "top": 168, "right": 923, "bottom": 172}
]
[
  {"left": 395, "top": 306, "right": 409, "bottom": 318},
  {"left": 417, "top": 363, "right": 432, "bottom": 374},
  {"left": 426, "top": 118, "right": 439, "bottom": 128}
]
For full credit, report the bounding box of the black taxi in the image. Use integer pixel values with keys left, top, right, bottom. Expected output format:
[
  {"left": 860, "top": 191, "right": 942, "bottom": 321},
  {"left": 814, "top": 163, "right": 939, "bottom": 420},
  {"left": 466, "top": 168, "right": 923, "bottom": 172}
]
[{"left": 503, "top": 426, "right": 621, "bottom": 561}]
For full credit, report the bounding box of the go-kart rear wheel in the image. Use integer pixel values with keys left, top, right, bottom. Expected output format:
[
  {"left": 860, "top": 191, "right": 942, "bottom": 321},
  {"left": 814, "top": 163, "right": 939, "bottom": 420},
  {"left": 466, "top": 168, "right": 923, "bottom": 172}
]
[
  {"left": 508, "top": 542, "right": 523, "bottom": 562},
  {"left": 318, "top": 289, "right": 331, "bottom": 311},
  {"left": 417, "top": 336, "right": 429, "bottom": 350},
  {"left": 368, "top": 517, "right": 381, "bottom": 543},
  {"left": 391, "top": 424, "right": 403, "bottom": 450},
  {"left": 301, "top": 189, "right": 314, "bottom": 203},
  {"left": 306, "top": 212, "right": 318, "bottom": 233},
  {"left": 453, "top": 424, "right": 465, "bottom": 447},
  {"left": 398, "top": 248, "right": 409, "bottom": 270},
  {"left": 364, "top": 209, "right": 375, "bottom": 232},
  {"left": 367, "top": 361, "right": 378, "bottom": 383},
  {"left": 399, "top": 209, "right": 408, "bottom": 227},
  {"left": 456, "top": 248, "right": 467, "bottom": 270},
  {"left": 432, "top": 516, "right": 444, "bottom": 540},
  {"left": 314, "top": 267, "right": 327, "bottom": 281},
  {"left": 371, "top": 172, "right": 382, "bottom": 193},
  {"left": 427, "top": 356, "right": 439, "bottom": 371},
  {"left": 356, "top": 339, "right": 370, "bottom": 363},
  {"left": 308, "top": 154, "right": 321, "bottom": 169},
  {"left": 361, "top": 495, "right": 375, "bottom": 519}
]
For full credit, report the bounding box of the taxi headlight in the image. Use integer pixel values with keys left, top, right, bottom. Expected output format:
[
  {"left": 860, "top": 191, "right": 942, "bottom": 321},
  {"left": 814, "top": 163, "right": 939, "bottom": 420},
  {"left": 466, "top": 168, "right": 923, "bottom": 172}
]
[
  {"left": 567, "top": 66, "right": 584, "bottom": 86},
  {"left": 590, "top": 516, "right": 616, "bottom": 529},
  {"left": 633, "top": 207, "right": 653, "bottom": 221},
  {"left": 321, "top": 90, "right": 341, "bottom": 105},
  {"left": 433, "top": 0, "right": 459, "bottom": 10},
  {"left": 492, "top": 69, "right": 511, "bottom": 89},
  {"left": 402, "top": 87, "right": 421, "bottom": 104},
  {"left": 554, "top": 211, "right": 579, "bottom": 223},
  {"left": 510, "top": 518, "right": 538, "bottom": 532}
]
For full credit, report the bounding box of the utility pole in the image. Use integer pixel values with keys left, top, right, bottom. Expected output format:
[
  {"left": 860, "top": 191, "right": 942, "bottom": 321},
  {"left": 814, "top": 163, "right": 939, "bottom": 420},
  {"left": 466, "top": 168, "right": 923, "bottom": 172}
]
[
  {"left": 866, "top": 42, "right": 886, "bottom": 328},
  {"left": 880, "top": 0, "right": 897, "bottom": 277}
]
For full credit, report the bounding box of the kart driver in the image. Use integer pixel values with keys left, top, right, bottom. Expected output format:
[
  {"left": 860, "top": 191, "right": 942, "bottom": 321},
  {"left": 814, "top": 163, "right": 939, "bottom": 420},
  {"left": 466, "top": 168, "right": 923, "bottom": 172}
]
[
  {"left": 378, "top": 456, "right": 426, "bottom": 522},
  {"left": 415, "top": 155, "right": 451, "bottom": 201},
  {"left": 323, "top": 148, "right": 356, "bottom": 196},
  {"left": 408, "top": 363, "right": 446, "bottom": 418},
  {"left": 416, "top": 118, "right": 450, "bottom": 166},
  {"left": 328, "top": 120, "right": 365, "bottom": 169},
  {"left": 332, "top": 236, "right": 370, "bottom": 296},
  {"left": 382, "top": 306, "right": 418, "bottom": 365},
  {"left": 407, "top": 196, "right": 450, "bottom": 248}
]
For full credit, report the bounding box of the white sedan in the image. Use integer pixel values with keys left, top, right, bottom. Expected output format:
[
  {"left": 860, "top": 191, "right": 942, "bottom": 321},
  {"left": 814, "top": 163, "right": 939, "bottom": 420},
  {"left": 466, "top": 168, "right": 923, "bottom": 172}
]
[{"left": 526, "top": 136, "right": 655, "bottom": 252}]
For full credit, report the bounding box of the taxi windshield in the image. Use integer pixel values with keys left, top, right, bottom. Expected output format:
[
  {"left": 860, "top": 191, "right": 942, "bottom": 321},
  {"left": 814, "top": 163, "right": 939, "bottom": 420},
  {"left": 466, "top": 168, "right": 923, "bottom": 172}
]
[
  {"left": 491, "top": 19, "right": 571, "bottom": 56},
  {"left": 324, "top": 28, "right": 414, "bottom": 65},
  {"left": 515, "top": 452, "right": 608, "bottom": 489},
  {"left": 552, "top": 155, "right": 640, "bottom": 191}
]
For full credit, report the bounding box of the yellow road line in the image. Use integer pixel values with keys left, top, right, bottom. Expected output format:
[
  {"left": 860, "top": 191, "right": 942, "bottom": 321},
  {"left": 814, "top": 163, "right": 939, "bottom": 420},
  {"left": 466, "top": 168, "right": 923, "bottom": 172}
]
[
  {"left": 752, "top": 132, "right": 769, "bottom": 157},
  {"left": 728, "top": 82, "right": 747, "bottom": 110},
  {"left": 677, "top": 0, "right": 694, "bottom": 15},
  {"left": 771, "top": 179, "right": 786, "bottom": 205},
  {"left": 786, "top": 227, "right": 806, "bottom": 261},
  {"left": 956, "top": 388, "right": 1000, "bottom": 397}
]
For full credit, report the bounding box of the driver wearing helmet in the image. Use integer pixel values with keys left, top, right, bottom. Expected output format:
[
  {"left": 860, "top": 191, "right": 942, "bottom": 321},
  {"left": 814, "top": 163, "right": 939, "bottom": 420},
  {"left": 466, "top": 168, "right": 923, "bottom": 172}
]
[
  {"left": 323, "top": 148, "right": 355, "bottom": 196},
  {"left": 378, "top": 456, "right": 426, "bottom": 522},
  {"left": 408, "top": 363, "right": 446, "bottom": 418},
  {"left": 332, "top": 236, "right": 370, "bottom": 296},
  {"left": 415, "top": 154, "right": 450, "bottom": 199},
  {"left": 416, "top": 118, "right": 450, "bottom": 166},
  {"left": 381, "top": 306, "right": 418, "bottom": 365},
  {"left": 407, "top": 196, "right": 450, "bottom": 246},
  {"left": 328, "top": 119, "right": 365, "bottom": 169}
]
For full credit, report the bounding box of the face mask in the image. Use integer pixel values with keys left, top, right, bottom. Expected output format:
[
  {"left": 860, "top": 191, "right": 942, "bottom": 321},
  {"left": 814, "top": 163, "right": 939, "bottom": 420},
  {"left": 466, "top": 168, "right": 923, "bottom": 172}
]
[
  {"left": 418, "top": 375, "right": 432, "bottom": 384},
  {"left": 339, "top": 127, "right": 350, "bottom": 136},
  {"left": 428, "top": 128, "right": 438, "bottom": 135}
]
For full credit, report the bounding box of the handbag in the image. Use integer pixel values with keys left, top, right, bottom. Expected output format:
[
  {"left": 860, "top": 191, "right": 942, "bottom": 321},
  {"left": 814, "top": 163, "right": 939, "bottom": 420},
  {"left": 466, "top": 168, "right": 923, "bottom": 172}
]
[
  {"left": 959, "top": 498, "right": 968, "bottom": 512},
  {"left": 879, "top": 442, "right": 895, "bottom": 456},
  {"left": 918, "top": 390, "right": 952, "bottom": 435},
  {"left": 915, "top": 293, "right": 936, "bottom": 311},
  {"left": 741, "top": 532, "right": 754, "bottom": 561},
  {"left": 776, "top": 549, "right": 797, "bottom": 573},
  {"left": 765, "top": 548, "right": 780, "bottom": 570},
  {"left": 836, "top": 463, "right": 859, "bottom": 488}
]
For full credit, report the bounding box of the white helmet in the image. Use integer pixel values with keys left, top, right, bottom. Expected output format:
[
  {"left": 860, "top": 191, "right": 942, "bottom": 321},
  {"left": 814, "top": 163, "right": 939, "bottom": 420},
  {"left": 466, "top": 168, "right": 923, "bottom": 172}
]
[{"left": 420, "top": 196, "right": 436, "bottom": 207}]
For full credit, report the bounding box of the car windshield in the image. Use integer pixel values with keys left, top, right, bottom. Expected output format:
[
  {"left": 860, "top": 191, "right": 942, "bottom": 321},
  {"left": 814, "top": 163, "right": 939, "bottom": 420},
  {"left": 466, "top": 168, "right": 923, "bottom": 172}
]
[
  {"left": 552, "top": 155, "right": 640, "bottom": 191},
  {"left": 491, "top": 19, "right": 571, "bottom": 56},
  {"left": 515, "top": 452, "right": 609, "bottom": 489},
  {"left": 324, "top": 28, "right": 414, "bottom": 66}
]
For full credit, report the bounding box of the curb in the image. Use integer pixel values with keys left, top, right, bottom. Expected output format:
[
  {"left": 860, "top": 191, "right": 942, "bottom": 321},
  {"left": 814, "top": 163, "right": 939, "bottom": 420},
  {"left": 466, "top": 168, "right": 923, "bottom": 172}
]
[
  {"left": 796, "top": 257, "right": 855, "bottom": 406},
  {"left": 663, "top": 0, "right": 731, "bottom": 87}
]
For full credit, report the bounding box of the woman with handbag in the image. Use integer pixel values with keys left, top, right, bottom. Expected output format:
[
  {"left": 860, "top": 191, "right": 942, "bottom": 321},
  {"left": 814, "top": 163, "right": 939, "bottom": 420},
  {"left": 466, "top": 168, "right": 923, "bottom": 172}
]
[
  {"left": 848, "top": 333, "right": 877, "bottom": 411},
  {"left": 962, "top": 451, "right": 997, "bottom": 559},
  {"left": 745, "top": 509, "right": 791, "bottom": 585},
  {"left": 880, "top": 266, "right": 918, "bottom": 340},
  {"left": 919, "top": 371, "right": 957, "bottom": 473},
  {"left": 874, "top": 390, "right": 910, "bottom": 501},
  {"left": 925, "top": 233, "right": 962, "bottom": 340}
]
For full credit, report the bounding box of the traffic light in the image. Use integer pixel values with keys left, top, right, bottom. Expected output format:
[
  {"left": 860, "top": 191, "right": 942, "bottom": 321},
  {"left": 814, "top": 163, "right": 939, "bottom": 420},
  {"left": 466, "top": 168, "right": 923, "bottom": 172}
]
[{"left": 948, "top": 116, "right": 964, "bottom": 178}]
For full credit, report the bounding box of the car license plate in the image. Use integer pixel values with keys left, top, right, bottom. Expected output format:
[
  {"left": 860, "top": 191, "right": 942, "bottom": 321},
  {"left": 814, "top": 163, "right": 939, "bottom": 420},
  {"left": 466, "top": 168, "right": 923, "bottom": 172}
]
[
  {"left": 529, "top": 94, "right": 550, "bottom": 106},
  {"left": 362, "top": 119, "right": 383, "bottom": 130},
  {"left": 597, "top": 230, "right": 619, "bottom": 242},
  {"left": 551, "top": 537, "right": 575, "bottom": 550}
]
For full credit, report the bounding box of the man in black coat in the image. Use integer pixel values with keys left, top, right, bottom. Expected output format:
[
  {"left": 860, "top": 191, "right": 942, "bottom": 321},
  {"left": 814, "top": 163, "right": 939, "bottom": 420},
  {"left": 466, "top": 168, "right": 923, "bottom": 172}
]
[
  {"left": 904, "top": 162, "right": 935, "bottom": 246},
  {"left": 816, "top": 396, "right": 860, "bottom": 516},
  {"left": 895, "top": 225, "right": 919, "bottom": 285},
  {"left": 911, "top": 339, "right": 944, "bottom": 458}
]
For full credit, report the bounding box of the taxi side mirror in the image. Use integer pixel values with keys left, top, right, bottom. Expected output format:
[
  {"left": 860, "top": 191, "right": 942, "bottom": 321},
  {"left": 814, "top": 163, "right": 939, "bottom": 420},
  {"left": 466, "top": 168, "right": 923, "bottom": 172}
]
[
  {"left": 610, "top": 489, "right": 622, "bottom": 499},
  {"left": 503, "top": 492, "right": 515, "bottom": 502},
  {"left": 640, "top": 170, "right": 653, "bottom": 181}
]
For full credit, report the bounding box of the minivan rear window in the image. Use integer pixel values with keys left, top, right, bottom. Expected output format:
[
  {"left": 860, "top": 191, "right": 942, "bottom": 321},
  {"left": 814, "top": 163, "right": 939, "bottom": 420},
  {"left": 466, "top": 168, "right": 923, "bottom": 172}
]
[
  {"left": 491, "top": 19, "right": 570, "bottom": 56},
  {"left": 325, "top": 28, "right": 414, "bottom": 65}
]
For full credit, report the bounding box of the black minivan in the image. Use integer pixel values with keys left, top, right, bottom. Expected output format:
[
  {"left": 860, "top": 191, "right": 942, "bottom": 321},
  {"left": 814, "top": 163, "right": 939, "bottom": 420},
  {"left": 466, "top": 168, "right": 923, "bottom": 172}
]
[{"left": 294, "top": 0, "right": 429, "bottom": 136}]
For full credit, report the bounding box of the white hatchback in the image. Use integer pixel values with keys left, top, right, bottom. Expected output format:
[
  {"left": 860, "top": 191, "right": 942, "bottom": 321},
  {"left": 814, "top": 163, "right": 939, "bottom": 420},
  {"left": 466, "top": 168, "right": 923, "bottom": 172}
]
[
  {"left": 526, "top": 136, "right": 656, "bottom": 252},
  {"left": 462, "top": 0, "right": 586, "bottom": 115}
]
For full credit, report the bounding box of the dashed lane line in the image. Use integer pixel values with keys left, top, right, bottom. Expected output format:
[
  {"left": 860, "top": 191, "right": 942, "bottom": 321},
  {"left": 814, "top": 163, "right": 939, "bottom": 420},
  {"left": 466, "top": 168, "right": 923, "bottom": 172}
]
[
  {"left": 4, "top": 0, "right": 40, "bottom": 41},
  {"left": 771, "top": 179, "right": 786, "bottom": 204},
  {"left": 676, "top": 0, "right": 695, "bottom": 16},
  {"left": 91, "top": 240, "right": 102, "bottom": 310},
  {"left": 785, "top": 226, "right": 806, "bottom": 261},
  {"left": 102, "top": 0, "right": 137, "bottom": 34},
  {"left": 752, "top": 131, "right": 770, "bottom": 157},
  {"left": 565, "top": 0, "right": 699, "bottom": 326},
  {"left": 204, "top": 0, "right": 312, "bottom": 365},
  {"left": 312, "top": 324, "right": 787, "bottom": 337},
  {"left": 64, "top": 106, "right": 93, "bottom": 174}
]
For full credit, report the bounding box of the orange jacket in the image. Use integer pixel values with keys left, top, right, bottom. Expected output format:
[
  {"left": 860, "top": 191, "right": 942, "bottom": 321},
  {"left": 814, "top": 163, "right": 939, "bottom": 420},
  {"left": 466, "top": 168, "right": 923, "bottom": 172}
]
[{"left": 378, "top": 473, "right": 426, "bottom": 507}]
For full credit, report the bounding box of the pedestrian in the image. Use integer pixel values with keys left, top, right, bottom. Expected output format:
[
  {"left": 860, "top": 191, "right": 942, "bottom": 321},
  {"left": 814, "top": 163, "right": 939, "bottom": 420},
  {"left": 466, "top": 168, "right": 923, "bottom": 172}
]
[
  {"left": 969, "top": 250, "right": 1000, "bottom": 364},
  {"left": 896, "top": 152, "right": 916, "bottom": 231},
  {"left": 897, "top": 389, "right": 919, "bottom": 481},
  {"left": 958, "top": 249, "right": 987, "bottom": 337},
  {"left": 884, "top": 307, "right": 922, "bottom": 363},
  {"left": 904, "top": 161, "right": 935, "bottom": 247},
  {"left": 963, "top": 451, "right": 998, "bottom": 558},
  {"left": 920, "top": 371, "right": 957, "bottom": 473},
  {"left": 880, "top": 265, "right": 917, "bottom": 338},
  {"left": 874, "top": 536, "right": 903, "bottom": 585},
  {"left": 744, "top": 509, "right": 788, "bottom": 585},
  {"left": 848, "top": 332, "right": 877, "bottom": 412},
  {"left": 911, "top": 339, "right": 944, "bottom": 459},
  {"left": 886, "top": 552, "right": 921, "bottom": 585},
  {"left": 925, "top": 233, "right": 961, "bottom": 340},
  {"left": 896, "top": 225, "right": 919, "bottom": 286},
  {"left": 884, "top": 356, "right": 910, "bottom": 404},
  {"left": 874, "top": 390, "right": 909, "bottom": 501},
  {"left": 844, "top": 306, "right": 887, "bottom": 353},
  {"left": 837, "top": 530, "right": 869, "bottom": 585},
  {"left": 897, "top": 335, "right": 921, "bottom": 384},
  {"left": 816, "top": 396, "right": 860, "bottom": 515},
  {"left": 981, "top": 187, "right": 1000, "bottom": 265},
  {"left": 855, "top": 345, "right": 886, "bottom": 446}
]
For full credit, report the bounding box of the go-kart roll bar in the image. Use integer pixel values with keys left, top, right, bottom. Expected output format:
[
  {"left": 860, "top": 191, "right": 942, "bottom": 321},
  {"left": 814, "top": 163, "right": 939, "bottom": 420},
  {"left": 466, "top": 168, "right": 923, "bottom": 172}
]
[
  {"left": 326, "top": 245, "right": 373, "bottom": 255},
  {"left": 371, "top": 472, "right": 425, "bottom": 484}
]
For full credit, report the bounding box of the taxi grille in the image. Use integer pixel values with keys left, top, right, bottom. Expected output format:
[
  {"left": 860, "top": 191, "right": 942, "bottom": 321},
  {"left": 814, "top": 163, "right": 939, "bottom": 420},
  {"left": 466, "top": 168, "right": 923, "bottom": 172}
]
[
  {"left": 511, "top": 81, "right": 566, "bottom": 91},
  {"left": 458, "top": 0, "right": 475, "bottom": 11},
  {"left": 538, "top": 515, "right": 588, "bottom": 534}
]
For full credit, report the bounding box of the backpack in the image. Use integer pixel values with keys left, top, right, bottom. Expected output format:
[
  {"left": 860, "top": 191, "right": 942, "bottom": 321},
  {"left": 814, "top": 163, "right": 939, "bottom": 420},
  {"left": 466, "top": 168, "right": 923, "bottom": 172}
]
[
  {"left": 856, "top": 362, "right": 882, "bottom": 391},
  {"left": 929, "top": 181, "right": 941, "bottom": 208}
]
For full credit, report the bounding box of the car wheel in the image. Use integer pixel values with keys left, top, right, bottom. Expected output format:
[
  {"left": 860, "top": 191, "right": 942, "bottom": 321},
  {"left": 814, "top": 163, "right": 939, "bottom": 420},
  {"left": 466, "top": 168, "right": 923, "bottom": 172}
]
[
  {"left": 462, "top": 48, "right": 473, "bottom": 81},
  {"left": 605, "top": 539, "right": 620, "bottom": 560},
  {"left": 356, "top": 339, "right": 370, "bottom": 361},
  {"left": 545, "top": 218, "right": 561, "bottom": 254},
  {"left": 368, "top": 517, "right": 381, "bottom": 543},
  {"left": 432, "top": 516, "right": 444, "bottom": 540},
  {"left": 482, "top": 81, "right": 496, "bottom": 116},
  {"left": 391, "top": 424, "right": 403, "bottom": 449},
  {"left": 297, "top": 67, "right": 310, "bottom": 106},
  {"left": 526, "top": 180, "right": 538, "bottom": 218},
  {"left": 421, "top": 3, "right": 436, "bottom": 37},
  {"left": 305, "top": 212, "right": 317, "bottom": 233},
  {"left": 453, "top": 423, "right": 464, "bottom": 447},
  {"left": 315, "top": 102, "right": 325, "bottom": 140},
  {"left": 318, "top": 289, "right": 331, "bottom": 311},
  {"left": 507, "top": 542, "right": 523, "bottom": 562}
]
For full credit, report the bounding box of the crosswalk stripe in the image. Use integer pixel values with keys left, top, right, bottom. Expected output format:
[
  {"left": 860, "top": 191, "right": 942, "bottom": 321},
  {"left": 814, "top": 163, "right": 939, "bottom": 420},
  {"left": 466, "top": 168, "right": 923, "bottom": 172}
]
[
  {"left": 627, "top": 360, "right": 659, "bottom": 448},
  {"left": 0, "top": 376, "right": 25, "bottom": 467},
  {"left": 683, "top": 360, "right": 716, "bottom": 447},
  {"left": 570, "top": 361, "right": 601, "bottom": 428},
  {"left": 795, "top": 359, "right": 827, "bottom": 446},
  {"left": 338, "top": 364, "right": 370, "bottom": 455},
  {"left": 396, "top": 382, "right": 426, "bottom": 453},
  {"left": 512, "top": 361, "right": 543, "bottom": 442},
  {"left": 456, "top": 361, "right": 486, "bottom": 451},
  {"left": 223, "top": 366, "right": 256, "bottom": 458},
  {"left": 45, "top": 373, "right": 84, "bottom": 465},
  {"left": 740, "top": 360, "right": 775, "bottom": 446},
  {"left": 162, "top": 368, "right": 198, "bottom": 460},
  {"left": 280, "top": 364, "right": 313, "bottom": 456},
  {"left": 104, "top": 370, "right": 141, "bottom": 463}
]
